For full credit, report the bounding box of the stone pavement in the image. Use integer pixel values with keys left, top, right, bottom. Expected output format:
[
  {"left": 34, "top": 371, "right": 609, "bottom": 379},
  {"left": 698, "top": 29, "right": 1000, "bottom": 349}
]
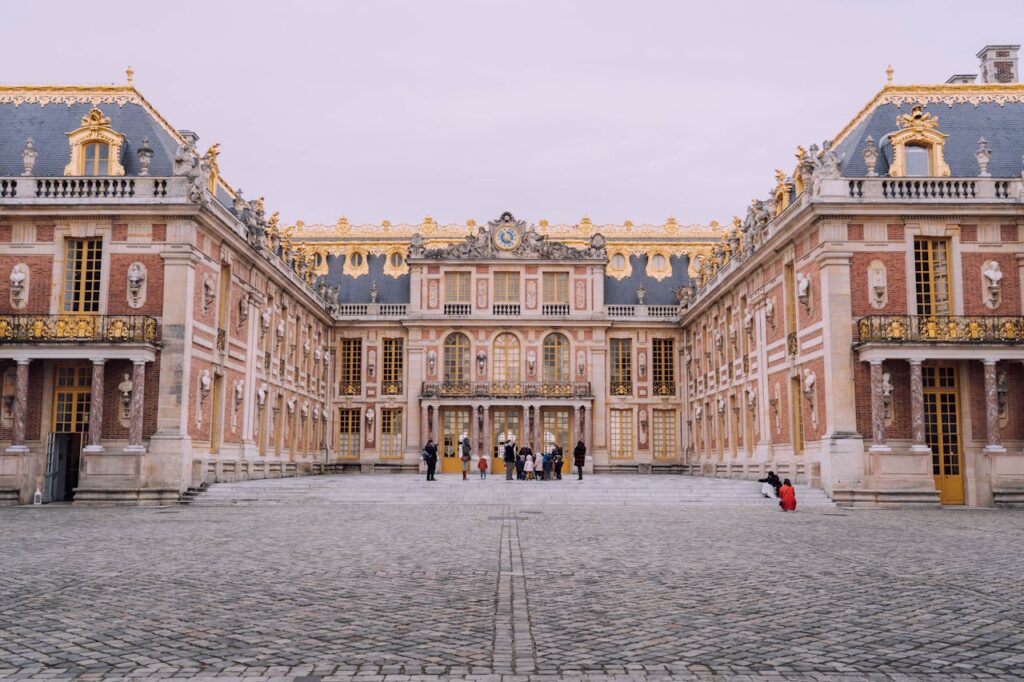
[{"left": 0, "top": 474, "right": 1022, "bottom": 682}]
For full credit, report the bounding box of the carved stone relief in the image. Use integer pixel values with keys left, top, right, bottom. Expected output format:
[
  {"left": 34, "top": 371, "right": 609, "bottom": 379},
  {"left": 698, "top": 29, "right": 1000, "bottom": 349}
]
[
  {"left": 427, "top": 279, "right": 439, "bottom": 309},
  {"left": 574, "top": 279, "right": 586, "bottom": 310},
  {"left": 525, "top": 279, "right": 537, "bottom": 310},
  {"left": 127, "top": 261, "right": 147, "bottom": 309},
  {"left": 8, "top": 264, "right": 28, "bottom": 309},
  {"left": 868, "top": 260, "right": 888, "bottom": 309},
  {"left": 476, "top": 279, "right": 487, "bottom": 309}
]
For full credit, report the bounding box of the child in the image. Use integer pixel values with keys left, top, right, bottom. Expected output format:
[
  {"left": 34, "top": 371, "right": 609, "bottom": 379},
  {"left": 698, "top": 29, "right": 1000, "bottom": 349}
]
[
  {"left": 477, "top": 454, "right": 488, "bottom": 479},
  {"left": 524, "top": 452, "right": 535, "bottom": 481}
]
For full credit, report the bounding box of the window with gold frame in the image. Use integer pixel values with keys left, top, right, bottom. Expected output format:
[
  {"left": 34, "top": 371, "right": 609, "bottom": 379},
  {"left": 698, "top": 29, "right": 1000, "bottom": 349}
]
[
  {"left": 337, "top": 408, "right": 361, "bottom": 459},
  {"left": 610, "top": 338, "right": 632, "bottom": 395},
  {"left": 52, "top": 364, "right": 92, "bottom": 433},
  {"left": 542, "top": 333, "right": 569, "bottom": 384},
  {"left": 381, "top": 337, "right": 404, "bottom": 395},
  {"left": 444, "top": 332, "right": 471, "bottom": 384},
  {"left": 493, "top": 272, "right": 520, "bottom": 303},
  {"left": 445, "top": 271, "right": 471, "bottom": 303},
  {"left": 380, "top": 407, "right": 403, "bottom": 459},
  {"left": 542, "top": 272, "right": 569, "bottom": 304},
  {"left": 914, "top": 238, "right": 953, "bottom": 317},
  {"left": 339, "top": 338, "right": 362, "bottom": 395},
  {"left": 62, "top": 238, "right": 103, "bottom": 313},
  {"left": 609, "top": 408, "right": 633, "bottom": 459},
  {"left": 652, "top": 338, "right": 675, "bottom": 396},
  {"left": 652, "top": 409, "right": 676, "bottom": 459},
  {"left": 492, "top": 333, "right": 521, "bottom": 384}
]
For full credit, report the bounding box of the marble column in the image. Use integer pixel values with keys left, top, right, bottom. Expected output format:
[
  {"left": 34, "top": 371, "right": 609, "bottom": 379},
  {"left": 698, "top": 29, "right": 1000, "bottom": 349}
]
[
  {"left": 420, "top": 404, "right": 430, "bottom": 443},
  {"left": 126, "top": 360, "right": 146, "bottom": 453},
  {"left": 469, "top": 403, "right": 479, "bottom": 457},
  {"left": 983, "top": 359, "right": 1006, "bottom": 453},
  {"left": 908, "top": 359, "right": 929, "bottom": 453},
  {"left": 6, "top": 359, "right": 30, "bottom": 453},
  {"left": 481, "top": 404, "right": 490, "bottom": 468},
  {"left": 868, "top": 360, "right": 890, "bottom": 452},
  {"left": 85, "top": 359, "right": 105, "bottom": 453}
]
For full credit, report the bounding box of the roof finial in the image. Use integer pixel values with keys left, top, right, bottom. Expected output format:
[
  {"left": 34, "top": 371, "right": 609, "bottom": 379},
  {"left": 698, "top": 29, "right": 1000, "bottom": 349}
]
[
  {"left": 126, "top": 65, "right": 134, "bottom": 85},
  {"left": 885, "top": 64, "right": 894, "bottom": 83}
]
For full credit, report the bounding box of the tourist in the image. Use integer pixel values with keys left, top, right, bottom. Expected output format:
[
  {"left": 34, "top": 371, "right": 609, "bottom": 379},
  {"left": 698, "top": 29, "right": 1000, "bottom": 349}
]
[
  {"left": 778, "top": 478, "right": 797, "bottom": 512},
  {"left": 573, "top": 440, "right": 586, "bottom": 480},
  {"left": 758, "top": 471, "right": 781, "bottom": 498},
  {"left": 541, "top": 450, "right": 553, "bottom": 481},
  {"left": 515, "top": 450, "right": 525, "bottom": 480},
  {"left": 524, "top": 451, "right": 535, "bottom": 481},
  {"left": 460, "top": 437, "right": 472, "bottom": 481},
  {"left": 478, "top": 453, "right": 488, "bottom": 479},
  {"left": 503, "top": 441, "right": 515, "bottom": 480},
  {"left": 552, "top": 445, "right": 564, "bottom": 480},
  {"left": 423, "top": 438, "right": 438, "bottom": 481}
]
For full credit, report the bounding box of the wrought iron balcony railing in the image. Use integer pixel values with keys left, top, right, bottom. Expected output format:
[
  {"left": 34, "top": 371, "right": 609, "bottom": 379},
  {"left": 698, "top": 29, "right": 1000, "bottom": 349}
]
[
  {"left": 609, "top": 380, "right": 633, "bottom": 396},
  {"left": 420, "top": 381, "right": 592, "bottom": 399},
  {"left": 653, "top": 380, "right": 676, "bottom": 397},
  {"left": 339, "top": 380, "right": 362, "bottom": 396},
  {"left": 0, "top": 314, "right": 159, "bottom": 343},
  {"left": 857, "top": 315, "right": 1024, "bottom": 344},
  {"left": 380, "top": 380, "right": 404, "bottom": 396}
]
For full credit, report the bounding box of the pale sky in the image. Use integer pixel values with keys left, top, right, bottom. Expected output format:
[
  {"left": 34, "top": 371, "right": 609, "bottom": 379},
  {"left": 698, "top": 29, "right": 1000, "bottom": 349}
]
[{"left": 4, "top": 0, "right": 1023, "bottom": 226}]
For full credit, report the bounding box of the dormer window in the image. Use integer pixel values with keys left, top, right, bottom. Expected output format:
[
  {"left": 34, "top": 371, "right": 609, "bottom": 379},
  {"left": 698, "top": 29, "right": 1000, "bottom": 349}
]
[
  {"left": 904, "top": 144, "right": 929, "bottom": 176},
  {"left": 64, "top": 108, "right": 125, "bottom": 177}
]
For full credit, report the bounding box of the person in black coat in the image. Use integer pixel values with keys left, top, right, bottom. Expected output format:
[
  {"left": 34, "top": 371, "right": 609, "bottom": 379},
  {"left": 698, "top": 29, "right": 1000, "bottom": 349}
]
[
  {"left": 552, "top": 445, "right": 564, "bottom": 480},
  {"left": 423, "top": 439, "right": 438, "bottom": 481},
  {"left": 757, "top": 471, "right": 782, "bottom": 497},
  {"left": 573, "top": 440, "right": 586, "bottom": 480},
  {"left": 503, "top": 441, "right": 516, "bottom": 480}
]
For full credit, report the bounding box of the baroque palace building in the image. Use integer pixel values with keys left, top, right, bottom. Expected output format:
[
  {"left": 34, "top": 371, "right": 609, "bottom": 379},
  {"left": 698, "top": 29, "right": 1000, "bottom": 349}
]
[{"left": 1, "top": 44, "right": 1023, "bottom": 506}]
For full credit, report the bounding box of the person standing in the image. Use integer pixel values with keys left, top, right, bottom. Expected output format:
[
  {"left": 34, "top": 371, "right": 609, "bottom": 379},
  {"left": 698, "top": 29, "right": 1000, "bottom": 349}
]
[
  {"left": 515, "top": 449, "right": 525, "bottom": 480},
  {"left": 573, "top": 440, "right": 586, "bottom": 480},
  {"left": 423, "top": 438, "right": 438, "bottom": 481},
  {"left": 524, "top": 451, "right": 535, "bottom": 481},
  {"left": 478, "top": 453, "right": 489, "bottom": 479},
  {"left": 552, "top": 445, "right": 564, "bottom": 480},
  {"left": 778, "top": 478, "right": 797, "bottom": 512},
  {"left": 460, "top": 437, "right": 472, "bottom": 481},
  {"left": 503, "top": 441, "right": 515, "bottom": 481},
  {"left": 541, "top": 450, "right": 552, "bottom": 481}
]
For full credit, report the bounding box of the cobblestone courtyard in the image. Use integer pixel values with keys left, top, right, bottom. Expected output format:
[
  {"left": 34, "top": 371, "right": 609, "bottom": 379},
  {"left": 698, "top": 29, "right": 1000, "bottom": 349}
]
[{"left": 1, "top": 475, "right": 1023, "bottom": 682}]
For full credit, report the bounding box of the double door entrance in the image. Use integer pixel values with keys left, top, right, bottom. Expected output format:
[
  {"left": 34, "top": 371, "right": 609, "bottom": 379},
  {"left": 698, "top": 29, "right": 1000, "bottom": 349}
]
[
  {"left": 438, "top": 406, "right": 574, "bottom": 475},
  {"left": 44, "top": 364, "right": 92, "bottom": 502},
  {"left": 922, "top": 366, "right": 964, "bottom": 505}
]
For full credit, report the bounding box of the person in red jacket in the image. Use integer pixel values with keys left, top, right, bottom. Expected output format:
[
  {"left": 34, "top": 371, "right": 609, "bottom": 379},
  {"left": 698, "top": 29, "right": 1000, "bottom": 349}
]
[{"left": 778, "top": 479, "right": 797, "bottom": 512}]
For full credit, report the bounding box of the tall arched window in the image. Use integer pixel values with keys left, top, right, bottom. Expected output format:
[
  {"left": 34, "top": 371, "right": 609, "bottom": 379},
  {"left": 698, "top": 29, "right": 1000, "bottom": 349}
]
[
  {"left": 492, "top": 333, "right": 520, "bottom": 383},
  {"left": 444, "top": 332, "right": 470, "bottom": 385},
  {"left": 543, "top": 333, "right": 570, "bottom": 384}
]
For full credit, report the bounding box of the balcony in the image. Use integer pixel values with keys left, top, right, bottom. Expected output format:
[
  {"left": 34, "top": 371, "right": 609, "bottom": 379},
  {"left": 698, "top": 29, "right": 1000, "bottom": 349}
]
[
  {"left": 333, "top": 303, "right": 408, "bottom": 319},
  {"left": 605, "top": 305, "right": 681, "bottom": 320},
  {"left": 492, "top": 303, "right": 521, "bottom": 316},
  {"left": 421, "top": 381, "right": 592, "bottom": 399},
  {"left": 857, "top": 315, "right": 1024, "bottom": 345},
  {"left": 845, "top": 178, "right": 1013, "bottom": 201},
  {"left": 653, "top": 380, "right": 676, "bottom": 397},
  {"left": 444, "top": 303, "right": 472, "bottom": 317},
  {"left": 0, "top": 176, "right": 181, "bottom": 201},
  {"left": 609, "top": 380, "right": 632, "bottom": 396},
  {"left": 0, "top": 314, "right": 159, "bottom": 344},
  {"left": 380, "top": 380, "right": 404, "bottom": 396},
  {"left": 542, "top": 303, "right": 570, "bottom": 316},
  {"left": 339, "top": 380, "right": 362, "bottom": 396}
]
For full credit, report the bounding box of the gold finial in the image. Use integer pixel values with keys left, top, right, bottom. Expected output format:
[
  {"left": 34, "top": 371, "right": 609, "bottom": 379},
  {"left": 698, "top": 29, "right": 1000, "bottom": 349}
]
[
  {"left": 885, "top": 64, "right": 894, "bottom": 82},
  {"left": 774, "top": 169, "right": 786, "bottom": 184},
  {"left": 795, "top": 145, "right": 807, "bottom": 161},
  {"left": 126, "top": 65, "right": 134, "bottom": 84}
]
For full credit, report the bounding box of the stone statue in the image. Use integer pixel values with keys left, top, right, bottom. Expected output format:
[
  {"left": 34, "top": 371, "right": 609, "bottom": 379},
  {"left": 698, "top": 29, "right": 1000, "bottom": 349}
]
[
  {"left": 20, "top": 138, "right": 37, "bottom": 176},
  {"left": 408, "top": 233, "right": 426, "bottom": 258},
  {"left": 802, "top": 368, "right": 816, "bottom": 395},
  {"left": 881, "top": 372, "right": 894, "bottom": 403},
  {"left": 636, "top": 285, "right": 646, "bottom": 305},
  {"left": 863, "top": 135, "right": 879, "bottom": 177},
  {"left": 137, "top": 137, "right": 154, "bottom": 176},
  {"left": 118, "top": 373, "right": 133, "bottom": 411},
  {"left": 369, "top": 281, "right": 378, "bottom": 303},
  {"left": 9, "top": 264, "right": 27, "bottom": 306},
  {"left": 199, "top": 369, "right": 212, "bottom": 396},
  {"left": 796, "top": 272, "right": 811, "bottom": 305},
  {"left": 287, "top": 398, "right": 296, "bottom": 415},
  {"left": 983, "top": 261, "right": 1003, "bottom": 288},
  {"left": 976, "top": 137, "right": 992, "bottom": 177},
  {"left": 256, "top": 382, "right": 268, "bottom": 408}
]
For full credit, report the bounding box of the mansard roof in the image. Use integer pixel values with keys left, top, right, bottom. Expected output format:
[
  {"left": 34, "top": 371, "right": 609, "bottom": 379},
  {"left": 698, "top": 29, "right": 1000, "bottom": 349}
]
[{"left": 832, "top": 83, "right": 1024, "bottom": 177}]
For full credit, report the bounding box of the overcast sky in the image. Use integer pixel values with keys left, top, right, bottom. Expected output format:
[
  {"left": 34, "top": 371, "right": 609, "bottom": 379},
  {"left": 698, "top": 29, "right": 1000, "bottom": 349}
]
[{"left": 4, "top": 0, "right": 1023, "bottom": 226}]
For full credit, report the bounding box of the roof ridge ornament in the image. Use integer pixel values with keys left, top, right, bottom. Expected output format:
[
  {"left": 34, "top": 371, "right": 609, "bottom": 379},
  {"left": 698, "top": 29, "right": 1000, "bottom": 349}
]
[{"left": 896, "top": 104, "right": 940, "bottom": 130}]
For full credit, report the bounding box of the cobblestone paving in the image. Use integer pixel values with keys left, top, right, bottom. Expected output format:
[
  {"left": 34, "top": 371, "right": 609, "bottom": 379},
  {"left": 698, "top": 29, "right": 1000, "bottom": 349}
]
[{"left": 1, "top": 474, "right": 1023, "bottom": 682}]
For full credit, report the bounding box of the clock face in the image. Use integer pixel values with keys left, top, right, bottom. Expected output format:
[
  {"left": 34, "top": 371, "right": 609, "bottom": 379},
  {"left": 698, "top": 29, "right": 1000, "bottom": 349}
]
[{"left": 495, "top": 226, "right": 521, "bottom": 251}]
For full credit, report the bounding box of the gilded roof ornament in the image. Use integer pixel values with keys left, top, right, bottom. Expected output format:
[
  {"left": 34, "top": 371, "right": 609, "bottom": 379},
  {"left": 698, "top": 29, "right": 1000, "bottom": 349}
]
[
  {"left": 126, "top": 65, "right": 134, "bottom": 85},
  {"left": 896, "top": 104, "right": 940, "bottom": 130},
  {"left": 81, "top": 107, "right": 112, "bottom": 127},
  {"left": 886, "top": 65, "right": 894, "bottom": 82}
]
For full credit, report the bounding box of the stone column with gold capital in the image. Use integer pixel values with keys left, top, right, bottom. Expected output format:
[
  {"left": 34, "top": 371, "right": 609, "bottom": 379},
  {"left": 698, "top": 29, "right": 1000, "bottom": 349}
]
[
  {"left": 126, "top": 360, "right": 147, "bottom": 453},
  {"left": 868, "top": 360, "right": 890, "bottom": 452},
  {"left": 908, "top": 359, "right": 930, "bottom": 453},
  {"left": 983, "top": 359, "right": 1006, "bottom": 453},
  {"left": 85, "top": 359, "right": 106, "bottom": 453},
  {"left": 6, "top": 358, "right": 30, "bottom": 453}
]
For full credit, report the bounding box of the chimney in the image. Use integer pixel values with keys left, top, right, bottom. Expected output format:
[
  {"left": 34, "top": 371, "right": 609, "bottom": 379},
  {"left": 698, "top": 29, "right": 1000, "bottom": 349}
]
[
  {"left": 177, "top": 129, "right": 200, "bottom": 145},
  {"left": 977, "top": 44, "right": 1019, "bottom": 83},
  {"left": 945, "top": 74, "right": 977, "bottom": 84}
]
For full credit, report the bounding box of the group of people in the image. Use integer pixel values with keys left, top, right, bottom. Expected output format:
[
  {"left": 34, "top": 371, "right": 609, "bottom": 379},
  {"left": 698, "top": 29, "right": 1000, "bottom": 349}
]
[
  {"left": 758, "top": 471, "right": 797, "bottom": 511},
  {"left": 421, "top": 438, "right": 588, "bottom": 481}
]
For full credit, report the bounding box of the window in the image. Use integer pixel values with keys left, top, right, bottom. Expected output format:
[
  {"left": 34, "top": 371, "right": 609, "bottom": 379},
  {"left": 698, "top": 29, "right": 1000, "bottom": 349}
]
[
  {"left": 493, "top": 272, "right": 520, "bottom": 303},
  {"left": 382, "top": 338, "right": 403, "bottom": 395},
  {"left": 612, "top": 254, "right": 625, "bottom": 269},
  {"left": 444, "top": 332, "right": 470, "bottom": 384},
  {"left": 492, "top": 333, "right": 520, "bottom": 384},
  {"left": 610, "top": 338, "right": 632, "bottom": 395},
  {"left": 652, "top": 409, "right": 676, "bottom": 459},
  {"left": 339, "top": 338, "right": 362, "bottom": 395},
  {"left": 390, "top": 252, "right": 402, "bottom": 268},
  {"left": 904, "top": 145, "right": 930, "bottom": 177},
  {"left": 652, "top": 338, "right": 675, "bottom": 395},
  {"left": 542, "top": 272, "right": 569, "bottom": 304},
  {"left": 380, "top": 408, "right": 403, "bottom": 459},
  {"left": 62, "top": 238, "right": 103, "bottom": 313},
  {"left": 82, "top": 142, "right": 110, "bottom": 177},
  {"left": 445, "top": 271, "right": 471, "bottom": 303},
  {"left": 914, "top": 238, "right": 953, "bottom": 317},
  {"left": 609, "top": 409, "right": 633, "bottom": 459},
  {"left": 651, "top": 254, "right": 666, "bottom": 270},
  {"left": 350, "top": 252, "right": 363, "bottom": 268},
  {"left": 542, "top": 333, "right": 570, "bottom": 384}
]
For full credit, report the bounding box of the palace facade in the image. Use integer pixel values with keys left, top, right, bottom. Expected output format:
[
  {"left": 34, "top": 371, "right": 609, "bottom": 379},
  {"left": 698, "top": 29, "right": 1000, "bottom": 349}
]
[{"left": 1, "top": 44, "right": 1023, "bottom": 506}]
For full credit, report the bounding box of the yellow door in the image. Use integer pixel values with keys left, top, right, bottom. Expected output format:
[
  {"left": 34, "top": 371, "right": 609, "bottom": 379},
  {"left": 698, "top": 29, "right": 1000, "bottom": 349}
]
[
  {"left": 923, "top": 366, "right": 964, "bottom": 505},
  {"left": 542, "top": 408, "right": 571, "bottom": 473},
  {"left": 441, "top": 408, "right": 470, "bottom": 474},
  {"left": 491, "top": 409, "right": 521, "bottom": 474}
]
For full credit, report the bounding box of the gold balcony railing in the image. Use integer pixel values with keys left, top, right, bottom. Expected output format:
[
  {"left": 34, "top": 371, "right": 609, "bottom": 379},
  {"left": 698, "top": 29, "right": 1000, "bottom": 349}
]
[
  {"left": 857, "top": 315, "right": 1024, "bottom": 344},
  {"left": 0, "top": 314, "right": 159, "bottom": 343},
  {"left": 421, "top": 381, "right": 592, "bottom": 399}
]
